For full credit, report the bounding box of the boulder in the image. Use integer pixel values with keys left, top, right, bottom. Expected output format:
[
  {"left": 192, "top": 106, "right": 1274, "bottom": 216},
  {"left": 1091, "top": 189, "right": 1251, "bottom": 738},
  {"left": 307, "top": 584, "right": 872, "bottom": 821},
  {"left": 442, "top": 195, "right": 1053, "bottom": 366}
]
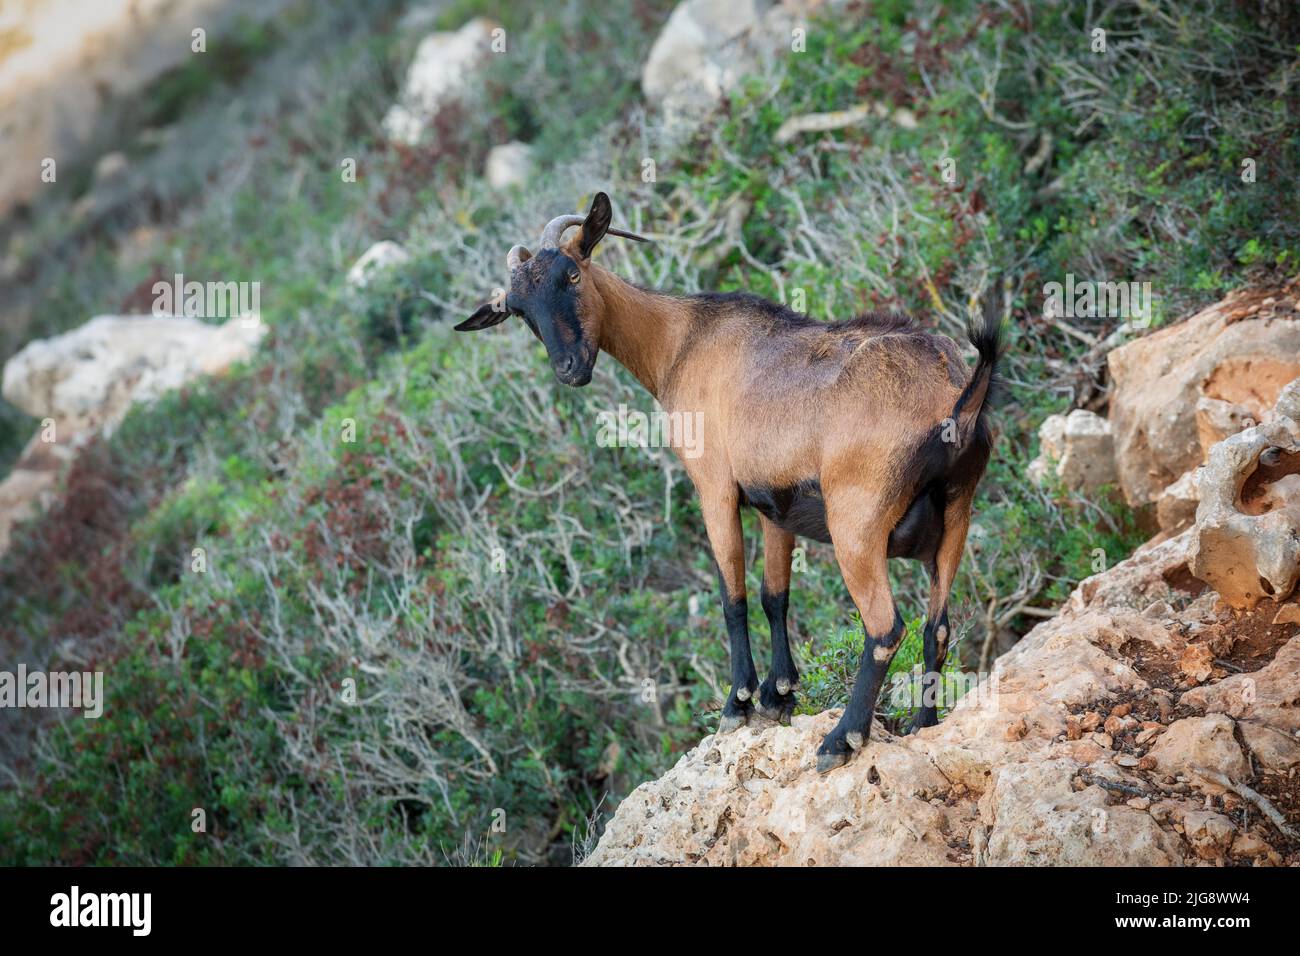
[
  {"left": 382, "top": 18, "right": 497, "bottom": 145},
  {"left": 346, "top": 240, "right": 412, "bottom": 288},
  {"left": 1145, "top": 715, "right": 1250, "bottom": 790},
  {"left": 1107, "top": 284, "right": 1300, "bottom": 508},
  {"left": 586, "top": 526, "right": 1293, "bottom": 866},
  {"left": 0, "top": 313, "right": 263, "bottom": 556},
  {"left": 1028, "top": 408, "right": 1119, "bottom": 495},
  {"left": 641, "top": 1, "right": 841, "bottom": 136},
  {"left": 1156, "top": 469, "right": 1200, "bottom": 534},
  {"left": 3, "top": 314, "right": 264, "bottom": 435},
  {"left": 1188, "top": 395, "right": 1300, "bottom": 608},
  {"left": 484, "top": 141, "right": 533, "bottom": 190}
]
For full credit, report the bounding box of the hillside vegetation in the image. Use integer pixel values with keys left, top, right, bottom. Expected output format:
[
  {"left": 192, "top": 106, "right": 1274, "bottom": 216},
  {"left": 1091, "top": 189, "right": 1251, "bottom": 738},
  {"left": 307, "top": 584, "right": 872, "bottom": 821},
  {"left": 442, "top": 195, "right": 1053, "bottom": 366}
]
[{"left": 1, "top": 0, "right": 1297, "bottom": 864}]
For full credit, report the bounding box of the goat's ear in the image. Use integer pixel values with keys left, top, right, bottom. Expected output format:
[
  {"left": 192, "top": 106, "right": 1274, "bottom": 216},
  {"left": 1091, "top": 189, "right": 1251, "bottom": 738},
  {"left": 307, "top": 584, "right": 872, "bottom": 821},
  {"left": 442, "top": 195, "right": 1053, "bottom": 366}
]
[
  {"left": 577, "top": 192, "right": 612, "bottom": 260},
  {"left": 454, "top": 301, "right": 510, "bottom": 332}
]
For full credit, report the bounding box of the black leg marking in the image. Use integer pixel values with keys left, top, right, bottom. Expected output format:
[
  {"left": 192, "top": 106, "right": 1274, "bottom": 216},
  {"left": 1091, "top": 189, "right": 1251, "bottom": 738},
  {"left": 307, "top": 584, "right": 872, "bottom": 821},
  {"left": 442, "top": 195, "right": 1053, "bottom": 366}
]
[
  {"left": 718, "top": 587, "right": 758, "bottom": 734},
  {"left": 756, "top": 586, "right": 799, "bottom": 724},
  {"left": 817, "top": 610, "right": 904, "bottom": 773},
  {"left": 908, "top": 607, "right": 950, "bottom": 734}
]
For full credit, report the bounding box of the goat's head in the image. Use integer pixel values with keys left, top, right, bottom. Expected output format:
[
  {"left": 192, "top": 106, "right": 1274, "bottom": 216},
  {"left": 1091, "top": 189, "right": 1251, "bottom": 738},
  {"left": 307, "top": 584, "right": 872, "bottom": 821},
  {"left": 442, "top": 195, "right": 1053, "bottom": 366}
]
[{"left": 455, "top": 192, "right": 645, "bottom": 387}]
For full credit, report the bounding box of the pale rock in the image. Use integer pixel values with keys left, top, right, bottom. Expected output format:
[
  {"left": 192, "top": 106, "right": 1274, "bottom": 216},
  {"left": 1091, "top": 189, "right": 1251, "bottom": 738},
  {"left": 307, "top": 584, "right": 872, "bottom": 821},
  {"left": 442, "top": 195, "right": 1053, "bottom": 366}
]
[
  {"left": 1237, "top": 722, "right": 1300, "bottom": 771},
  {"left": 1029, "top": 409, "right": 1119, "bottom": 495},
  {"left": 641, "top": 1, "right": 842, "bottom": 137},
  {"left": 346, "top": 240, "right": 412, "bottom": 288},
  {"left": 1181, "top": 810, "right": 1235, "bottom": 859},
  {"left": 1156, "top": 469, "right": 1200, "bottom": 533},
  {"left": 1188, "top": 406, "right": 1300, "bottom": 608},
  {"left": 382, "top": 18, "right": 497, "bottom": 145},
  {"left": 1107, "top": 289, "right": 1300, "bottom": 508},
  {"left": 1146, "top": 715, "right": 1249, "bottom": 791},
  {"left": 484, "top": 141, "right": 533, "bottom": 190}
]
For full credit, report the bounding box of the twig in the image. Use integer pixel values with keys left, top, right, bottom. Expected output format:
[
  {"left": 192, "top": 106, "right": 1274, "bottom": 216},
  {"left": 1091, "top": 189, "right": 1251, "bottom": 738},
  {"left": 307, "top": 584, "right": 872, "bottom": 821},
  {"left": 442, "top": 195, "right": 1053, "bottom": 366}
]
[
  {"left": 1078, "top": 770, "right": 1152, "bottom": 799},
  {"left": 1192, "top": 766, "right": 1298, "bottom": 840}
]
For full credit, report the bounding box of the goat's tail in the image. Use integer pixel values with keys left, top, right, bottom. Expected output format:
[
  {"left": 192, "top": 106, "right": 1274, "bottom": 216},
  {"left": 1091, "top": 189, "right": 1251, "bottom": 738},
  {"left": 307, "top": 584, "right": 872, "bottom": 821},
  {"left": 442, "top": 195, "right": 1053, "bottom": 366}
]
[{"left": 949, "top": 295, "right": 1004, "bottom": 450}]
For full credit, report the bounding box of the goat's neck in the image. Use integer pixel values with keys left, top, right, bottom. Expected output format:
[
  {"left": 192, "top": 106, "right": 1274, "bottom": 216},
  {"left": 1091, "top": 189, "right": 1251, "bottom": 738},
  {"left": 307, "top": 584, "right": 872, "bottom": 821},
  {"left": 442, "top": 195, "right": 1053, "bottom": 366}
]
[{"left": 591, "top": 264, "right": 691, "bottom": 400}]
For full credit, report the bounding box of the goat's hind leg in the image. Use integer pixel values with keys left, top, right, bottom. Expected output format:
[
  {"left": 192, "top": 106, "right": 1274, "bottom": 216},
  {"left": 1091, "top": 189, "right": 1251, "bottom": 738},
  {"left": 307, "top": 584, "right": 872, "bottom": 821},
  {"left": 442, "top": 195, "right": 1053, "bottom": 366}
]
[
  {"left": 817, "top": 507, "right": 902, "bottom": 773},
  {"left": 907, "top": 492, "right": 973, "bottom": 733},
  {"left": 755, "top": 516, "right": 799, "bottom": 725}
]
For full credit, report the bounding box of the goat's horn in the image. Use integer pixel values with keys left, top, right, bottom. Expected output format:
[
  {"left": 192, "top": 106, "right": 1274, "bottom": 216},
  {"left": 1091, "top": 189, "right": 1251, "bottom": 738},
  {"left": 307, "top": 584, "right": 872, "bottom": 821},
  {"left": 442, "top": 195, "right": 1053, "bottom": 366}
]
[
  {"left": 538, "top": 214, "right": 585, "bottom": 249},
  {"left": 507, "top": 244, "right": 532, "bottom": 271},
  {"left": 607, "top": 227, "right": 650, "bottom": 243}
]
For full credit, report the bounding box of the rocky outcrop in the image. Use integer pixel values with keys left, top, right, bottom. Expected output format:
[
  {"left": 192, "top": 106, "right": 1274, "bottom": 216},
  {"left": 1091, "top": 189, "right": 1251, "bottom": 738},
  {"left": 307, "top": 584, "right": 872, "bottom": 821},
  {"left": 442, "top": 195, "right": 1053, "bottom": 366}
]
[
  {"left": 382, "top": 18, "right": 498, "bottom": 145},
  {"left": 1107, "top": 282, "right": 1300, "bottom": 511},
  {"left": 3, "top": 314, "right": 264, "bottom": 435},
  {"left": 484, "top": 141, "right": 533, "bottom": 190},
  {"left": 1028, "top": 408, "right": 1118, "bottom": 495},
  {"left": 0, "top": 314, "right": 263, "bottom": 554},
  {"left": 642, "top": 1, "right": 842, "bottom": 135},
  {"left": 1189, "top": 385, "right": 1300, "bottom": 608},
  {"left": 346, "top": 240, "right": 412, "bottom": 288},
  {"left": 587, "top": 527, "right": 1300, "bottom": 866}
]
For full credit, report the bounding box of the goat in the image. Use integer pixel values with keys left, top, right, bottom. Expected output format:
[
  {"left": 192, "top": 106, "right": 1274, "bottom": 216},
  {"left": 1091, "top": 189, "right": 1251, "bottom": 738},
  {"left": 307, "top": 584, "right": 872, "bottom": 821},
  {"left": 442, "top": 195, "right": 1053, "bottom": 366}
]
[{"left": 458, "top": 192, "right": 1001, "bottom": 772}]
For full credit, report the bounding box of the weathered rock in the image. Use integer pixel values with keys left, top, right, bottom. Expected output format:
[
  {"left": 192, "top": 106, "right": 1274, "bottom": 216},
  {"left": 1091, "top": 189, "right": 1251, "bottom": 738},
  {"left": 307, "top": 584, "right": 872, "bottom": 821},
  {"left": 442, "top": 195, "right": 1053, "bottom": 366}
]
[
  {"left": 1029, "top": 409, "right": 1119, "bottom": 495},
  {"left": 3, "top": 314, "right": 264, "bottom": 434},
  {"left": 1145, "top": 715, "right": 1250, "bottom": 791},
  {"left": 641, "top": 1, "right": 840, "bottom": 136},
  {"left": 1182, "top": 635, "right": 1300, "bottom": 733},
  {"left": 1238, "top": 721, "right": 1300, "bottom": 771},
  {"left": 484, "top": 141, "right": 533, "bottom": 190},
  {"left": 1188, "top": 404, "right": 1300, "bottom": 608},
  {"left": 1108, "top": 285, "right": 1300, "bottom": 508},
  {"left": 0, "top": 314, "right": 263, "bottom": 555},
  {"left": 1156, "top": 469, "right": 1200, "bottom": 533},
  {"left": 1182, "top": 810, "right": 1236, "bottom": 860},
  {"left": 382, "top": 18, "right": 497, "bottom": 145},
  {"left": 346, "top": 240, "right": 412, "bottom": 288}
]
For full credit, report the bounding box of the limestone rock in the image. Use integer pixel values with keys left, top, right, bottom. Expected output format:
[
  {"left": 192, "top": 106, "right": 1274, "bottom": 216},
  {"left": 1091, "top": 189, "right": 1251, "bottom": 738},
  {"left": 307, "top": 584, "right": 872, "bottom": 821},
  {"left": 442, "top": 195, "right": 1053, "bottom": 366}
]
[
  {"left": 3, "top": 314, "right": 264, "bottom": 435},
  {"left": 346, "top": 240, "right": 412, "bottom": 288},
  {"left": 642, "top": 1, "right": 841, "bottom": 136},
  {"left": 1156, "top": 469, "right": 1200, "bottom": 533},
  {"left": 1188, "top": 408, "right": 1300, "bottom": 608},
  {"left": 1029, "top": 408, "right": 1119, "bottom": 495},
  {"left": 382, "top": 18, "right": 497, "bottom": 145},
  {"left": 1107, "top": 286, "right": 1300, "bottom": 508},
  {"left": 484, "top": 141, "right": 533, "bottom": 190},
  {"left": 1145, "top": 715, "right": 1249, "bottom": 790}
]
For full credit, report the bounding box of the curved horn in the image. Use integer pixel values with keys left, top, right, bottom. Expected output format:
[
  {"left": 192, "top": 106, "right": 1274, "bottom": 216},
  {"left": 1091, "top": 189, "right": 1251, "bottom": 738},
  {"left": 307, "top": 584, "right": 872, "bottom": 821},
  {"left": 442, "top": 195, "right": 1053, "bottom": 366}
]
[
  {"left": 507, "top": 244, "right": 532, "bottom": 272},
  {"left": 538, "top": 214, "right": 585, "bottom": 250}
]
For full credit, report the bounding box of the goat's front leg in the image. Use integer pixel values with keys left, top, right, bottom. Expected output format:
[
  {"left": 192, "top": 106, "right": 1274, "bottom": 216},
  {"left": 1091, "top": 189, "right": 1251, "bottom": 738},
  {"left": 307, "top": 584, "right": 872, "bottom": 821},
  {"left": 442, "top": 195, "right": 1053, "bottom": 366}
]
[
  {"left": 701, "top": 491, "right": 757, "bottom": 733},
  {"left": 755, "top": 516, "right": 798, "bottom": 725}
]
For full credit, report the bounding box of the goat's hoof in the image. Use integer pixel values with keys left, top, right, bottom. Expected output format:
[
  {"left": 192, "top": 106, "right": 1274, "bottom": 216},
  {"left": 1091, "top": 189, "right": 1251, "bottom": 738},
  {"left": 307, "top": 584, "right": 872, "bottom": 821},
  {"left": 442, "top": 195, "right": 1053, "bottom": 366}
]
[
  {"left": 905, "top": 710, "right": 940, "bottom": 735},
  {"left": 816, "top": 752, "right": 848, "bottom": 774},
  {"left": 717, "top": 712, "right": 748, "bottom": 735},
  {"left": 754, "top": 700, "right": 792, "bottom": 725},
  {"left": 756, "top": 678, "right": 796, "bottom": 725}
]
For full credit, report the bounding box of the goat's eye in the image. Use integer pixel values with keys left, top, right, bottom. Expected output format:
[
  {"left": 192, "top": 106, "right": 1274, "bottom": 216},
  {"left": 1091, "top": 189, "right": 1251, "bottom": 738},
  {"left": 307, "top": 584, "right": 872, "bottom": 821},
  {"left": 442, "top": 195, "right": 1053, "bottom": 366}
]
[{"left": 568, "top": 270, "right": 580, "bottom": 285}]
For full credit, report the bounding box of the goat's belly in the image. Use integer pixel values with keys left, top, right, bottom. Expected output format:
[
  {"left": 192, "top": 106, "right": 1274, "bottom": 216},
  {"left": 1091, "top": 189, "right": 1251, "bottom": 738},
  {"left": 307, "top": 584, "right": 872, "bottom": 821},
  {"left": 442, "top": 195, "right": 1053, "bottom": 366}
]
[
  {"left": 739, "top": 480, "right": 831, "bottom": 543},
  {"left": 739, "top": 480, "right": 944, "bottom": 560}
]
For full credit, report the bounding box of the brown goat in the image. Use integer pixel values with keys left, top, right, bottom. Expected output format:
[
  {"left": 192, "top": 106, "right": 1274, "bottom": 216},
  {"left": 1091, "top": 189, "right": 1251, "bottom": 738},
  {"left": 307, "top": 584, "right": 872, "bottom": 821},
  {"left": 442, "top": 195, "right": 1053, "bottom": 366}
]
[{"left": 458, "top": 193, "right": 1001, "bottom": 772}]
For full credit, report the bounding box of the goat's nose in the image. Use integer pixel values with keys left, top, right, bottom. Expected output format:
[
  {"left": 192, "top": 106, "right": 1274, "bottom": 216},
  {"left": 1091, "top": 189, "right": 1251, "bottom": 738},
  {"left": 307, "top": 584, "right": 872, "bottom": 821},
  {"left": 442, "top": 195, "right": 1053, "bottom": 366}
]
[{"left": 556, "top": 355, "right": 575, "bottom": 374}]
